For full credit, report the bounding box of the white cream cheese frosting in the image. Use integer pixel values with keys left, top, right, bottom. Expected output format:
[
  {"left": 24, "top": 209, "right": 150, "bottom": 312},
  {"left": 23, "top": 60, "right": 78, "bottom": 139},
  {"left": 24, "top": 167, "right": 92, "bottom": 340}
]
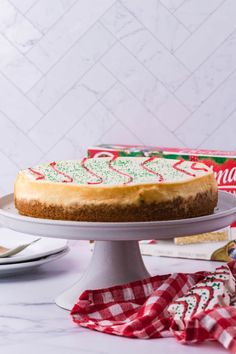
[{"left": 22, "top": 157, "right": 213, "bottom": 186}]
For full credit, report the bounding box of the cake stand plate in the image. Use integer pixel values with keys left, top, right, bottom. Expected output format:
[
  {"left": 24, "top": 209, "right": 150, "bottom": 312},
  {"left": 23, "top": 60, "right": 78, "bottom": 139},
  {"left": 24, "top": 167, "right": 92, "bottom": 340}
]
[{"left": 0, "top": 191, "right": 236, "bottom": 310}]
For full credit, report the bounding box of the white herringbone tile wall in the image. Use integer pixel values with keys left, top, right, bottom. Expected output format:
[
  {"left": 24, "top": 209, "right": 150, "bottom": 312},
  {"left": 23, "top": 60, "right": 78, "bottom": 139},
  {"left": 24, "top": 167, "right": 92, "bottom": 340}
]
[{"left": 1, "top": 0, "right": 236, "bottom": 193}]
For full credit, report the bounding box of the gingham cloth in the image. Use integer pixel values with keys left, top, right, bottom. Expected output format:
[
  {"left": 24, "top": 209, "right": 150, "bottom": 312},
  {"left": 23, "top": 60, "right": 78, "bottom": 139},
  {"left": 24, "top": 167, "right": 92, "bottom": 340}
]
[{"left": 71, "top": 261, "right": 236, "bottom": 353}]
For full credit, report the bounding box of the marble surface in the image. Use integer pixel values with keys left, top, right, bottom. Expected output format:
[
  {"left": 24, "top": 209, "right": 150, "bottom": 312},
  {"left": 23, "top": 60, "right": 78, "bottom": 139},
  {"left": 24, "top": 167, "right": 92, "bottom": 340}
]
[{"left": 0, "top": 240, "right": 228, "bottom": 353}]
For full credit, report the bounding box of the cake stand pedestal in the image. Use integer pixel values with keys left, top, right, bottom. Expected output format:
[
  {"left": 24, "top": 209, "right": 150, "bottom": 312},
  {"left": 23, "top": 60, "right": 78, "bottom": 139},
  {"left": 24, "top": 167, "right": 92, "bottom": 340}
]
[
  {"left": 57, "top": 241, "right": 150, "bottom": 309},
  {"left": 0, "top": 191, "right": 236, "bottom": 310}
]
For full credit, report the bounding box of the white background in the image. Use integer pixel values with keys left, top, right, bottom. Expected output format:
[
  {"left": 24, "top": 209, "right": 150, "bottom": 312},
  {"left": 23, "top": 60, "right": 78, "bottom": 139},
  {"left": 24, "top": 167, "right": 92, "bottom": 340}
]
[{"left": 1, "top": 0, "right": 236, "bottom": 193}]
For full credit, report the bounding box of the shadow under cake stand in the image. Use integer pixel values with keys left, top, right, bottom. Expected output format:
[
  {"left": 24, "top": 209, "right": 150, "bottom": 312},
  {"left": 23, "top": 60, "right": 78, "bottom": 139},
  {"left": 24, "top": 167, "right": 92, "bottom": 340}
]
[{"left": 0, "top": 191, "right": 236, "bottom": 311}]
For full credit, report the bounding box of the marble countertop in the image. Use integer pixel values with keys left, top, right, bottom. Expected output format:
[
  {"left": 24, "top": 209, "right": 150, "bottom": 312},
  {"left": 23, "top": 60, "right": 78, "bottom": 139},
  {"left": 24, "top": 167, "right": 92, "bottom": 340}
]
[{"left": 0, "top": 241, "right": 227, "bottom": 354}]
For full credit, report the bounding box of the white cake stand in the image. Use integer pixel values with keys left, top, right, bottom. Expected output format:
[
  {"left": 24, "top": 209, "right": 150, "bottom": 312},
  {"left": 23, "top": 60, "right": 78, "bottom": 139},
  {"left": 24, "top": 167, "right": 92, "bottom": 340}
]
[{"left": 0, "top": 191, "right": 236, "bottom": 310}]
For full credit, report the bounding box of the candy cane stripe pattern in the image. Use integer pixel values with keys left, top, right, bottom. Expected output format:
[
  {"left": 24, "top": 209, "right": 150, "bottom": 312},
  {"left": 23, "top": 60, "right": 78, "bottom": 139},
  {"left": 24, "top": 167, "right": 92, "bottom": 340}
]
[{"left": 15, "top": 157, "right": 217, "bottom": 222}]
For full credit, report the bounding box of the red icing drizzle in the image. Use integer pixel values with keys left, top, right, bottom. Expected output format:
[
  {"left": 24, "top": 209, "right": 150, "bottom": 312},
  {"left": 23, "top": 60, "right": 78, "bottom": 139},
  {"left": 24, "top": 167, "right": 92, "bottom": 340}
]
[
  {"left": 191, "top": 162, "right": 209, "bottom": 172},
  {"left": 191, "top": 286, "right": 213, "bottom": 312},
  {"left": 50, "top": 162, "right": 73, "bottom": 183},
  {"left": 173, "top": 160, "right": 196, "bottom": 177},
  {"left": 81, "top": 158, "right": 103, "bottom": 185},
  {"left": 28, "top": 168, "right": 45, "bottom": 180},
  {"left": 141, "top": 157, "right": 164, "bottom": 182},
  {"left": 173, "top": 285, "right": 214, "bottom": 322},
  {"left": 175, "top": 300, "right": 188, "bottom": 322},
  {"left": 108, "top": 156, "right": 133, "bottom": 184}
]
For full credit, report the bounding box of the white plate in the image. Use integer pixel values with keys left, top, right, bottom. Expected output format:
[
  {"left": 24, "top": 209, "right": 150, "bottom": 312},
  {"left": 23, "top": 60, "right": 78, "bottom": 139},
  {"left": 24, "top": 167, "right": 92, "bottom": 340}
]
[
  {"left": 0, "top": 248, "right": 69, "bottom": 276},
  {"left": 0, "top": 227, "right": 68, "bottom": 264}
]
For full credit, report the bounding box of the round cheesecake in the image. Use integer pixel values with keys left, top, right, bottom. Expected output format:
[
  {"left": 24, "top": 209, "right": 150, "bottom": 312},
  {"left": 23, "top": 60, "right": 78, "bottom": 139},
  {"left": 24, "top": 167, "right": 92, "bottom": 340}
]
[{"left": 14, "top": 157, "right": 218, "bottom": 222}]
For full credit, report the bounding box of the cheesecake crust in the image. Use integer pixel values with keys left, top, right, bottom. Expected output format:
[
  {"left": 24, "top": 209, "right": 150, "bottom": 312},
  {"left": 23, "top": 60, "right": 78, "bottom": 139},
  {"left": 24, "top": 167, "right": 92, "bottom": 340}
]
[{"left": 15, "top": 189, "right": 217, "bottom": 222}]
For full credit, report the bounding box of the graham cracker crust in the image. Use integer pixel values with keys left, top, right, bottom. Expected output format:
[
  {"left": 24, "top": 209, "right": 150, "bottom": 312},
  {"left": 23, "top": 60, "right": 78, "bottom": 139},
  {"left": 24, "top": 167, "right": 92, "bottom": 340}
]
[{"left": 15, "top": 190, "right": 217, "bottom": 222}]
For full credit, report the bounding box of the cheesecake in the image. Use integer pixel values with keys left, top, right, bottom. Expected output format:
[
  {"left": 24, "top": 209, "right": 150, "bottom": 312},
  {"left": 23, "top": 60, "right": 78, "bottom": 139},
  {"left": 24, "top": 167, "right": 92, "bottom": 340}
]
[{"left": 14, "top": 157, "right": 218, "bottom": 222}]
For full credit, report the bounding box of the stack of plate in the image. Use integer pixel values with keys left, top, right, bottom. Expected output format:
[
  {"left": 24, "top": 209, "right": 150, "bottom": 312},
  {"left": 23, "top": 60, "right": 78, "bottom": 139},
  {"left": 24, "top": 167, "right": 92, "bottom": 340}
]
[{"left": 0, "top": 227, "right": 68, "bottom": 276}]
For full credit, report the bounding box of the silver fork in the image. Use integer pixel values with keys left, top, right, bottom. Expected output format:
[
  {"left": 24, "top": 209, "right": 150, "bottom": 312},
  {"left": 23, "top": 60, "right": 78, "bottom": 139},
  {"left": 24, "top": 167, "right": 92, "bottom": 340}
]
[{"left": 0, "top": 238, "right": 41, "bottom": 258}]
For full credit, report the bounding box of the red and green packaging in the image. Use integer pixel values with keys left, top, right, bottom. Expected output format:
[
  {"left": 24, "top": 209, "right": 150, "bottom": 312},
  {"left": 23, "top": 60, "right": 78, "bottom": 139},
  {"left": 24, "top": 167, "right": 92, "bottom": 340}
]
[{"left": 87, "top": 144, "right": 236, "bottom": 195}]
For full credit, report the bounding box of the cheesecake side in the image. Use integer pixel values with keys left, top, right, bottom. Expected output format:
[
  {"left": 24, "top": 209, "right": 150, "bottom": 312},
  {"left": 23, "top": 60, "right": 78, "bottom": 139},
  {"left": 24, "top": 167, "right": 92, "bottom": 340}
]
[{"left": 14, "top": 170, "right": 218, "bottom": 222}]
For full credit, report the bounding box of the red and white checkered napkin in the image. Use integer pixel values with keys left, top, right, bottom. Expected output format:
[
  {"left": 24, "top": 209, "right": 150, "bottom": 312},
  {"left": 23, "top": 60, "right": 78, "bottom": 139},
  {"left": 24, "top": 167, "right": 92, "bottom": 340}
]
[{"left": 71, "top": 261, "right": 236, "bottom": 353}]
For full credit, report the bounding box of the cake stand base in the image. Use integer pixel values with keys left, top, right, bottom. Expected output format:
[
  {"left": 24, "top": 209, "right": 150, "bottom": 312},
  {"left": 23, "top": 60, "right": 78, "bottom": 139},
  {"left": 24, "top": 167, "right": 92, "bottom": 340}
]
[{"left": 55, "top": 240, "right": 150, "bottom": 310}]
